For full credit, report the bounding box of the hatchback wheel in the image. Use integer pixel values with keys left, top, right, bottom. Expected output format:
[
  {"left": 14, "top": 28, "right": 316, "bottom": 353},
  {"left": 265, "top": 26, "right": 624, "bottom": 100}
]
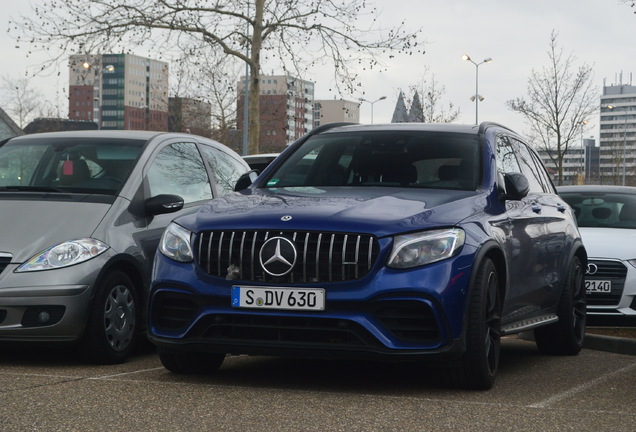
[{"left": 82, "top": 270, "right": 138, "bottom": 364}]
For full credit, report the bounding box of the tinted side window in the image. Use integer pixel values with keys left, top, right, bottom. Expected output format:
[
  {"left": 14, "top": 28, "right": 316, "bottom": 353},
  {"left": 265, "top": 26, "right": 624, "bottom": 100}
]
[
  {"left": 199, "top": 146, "right": 248, "bottom": 196},
  {"left": 147, "top": 142, "right": 212, "bottom": 204},
  {"left": 510, "top": 138, "right": 546, "bottom": 193},
  {"left": 529, "top": 149, "right": 556, "bottom": 194}
]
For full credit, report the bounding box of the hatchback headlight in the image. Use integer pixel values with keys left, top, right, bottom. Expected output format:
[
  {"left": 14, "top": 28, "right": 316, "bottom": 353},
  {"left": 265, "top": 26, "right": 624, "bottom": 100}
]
[
  {"left": 159, "top": 222, "right": 193, "bottom": 262},
  {"left": 16, "top": 238, "right": 109, "bottom": 272},
  {"left": 388, "top": 228, "right": 465, "bottom": 269}
]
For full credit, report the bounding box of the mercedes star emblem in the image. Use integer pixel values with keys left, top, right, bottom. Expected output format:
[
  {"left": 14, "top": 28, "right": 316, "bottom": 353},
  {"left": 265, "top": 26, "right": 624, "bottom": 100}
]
[{"left": 259, "top": 236, "right": 297, "bottom": 276}]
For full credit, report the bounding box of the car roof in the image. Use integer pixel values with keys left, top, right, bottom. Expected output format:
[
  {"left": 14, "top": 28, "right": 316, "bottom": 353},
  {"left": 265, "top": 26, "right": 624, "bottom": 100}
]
[
  {"left": 315, "top": 122, "right": 517, "bottom": 136},
  {"left": 243, "top": 153, "right": 279, "bottom": 161},
  {"left": 557, "top": 185, "right": 636, "bottom": 194},
  {"left": 7, "top": 130, "right": 193, "bottom": 142}
]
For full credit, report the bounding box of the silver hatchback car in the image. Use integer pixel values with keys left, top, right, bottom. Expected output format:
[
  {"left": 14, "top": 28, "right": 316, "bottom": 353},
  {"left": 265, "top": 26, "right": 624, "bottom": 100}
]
[{"left": 0, "top": 130, "right": 249, "bottom": 363}]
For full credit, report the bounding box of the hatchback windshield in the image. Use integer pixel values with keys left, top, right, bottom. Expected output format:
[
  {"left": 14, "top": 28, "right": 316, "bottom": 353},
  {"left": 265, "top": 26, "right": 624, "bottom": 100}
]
[
  {"left": 560, "top": 191, "right": 636, "bottom": 229},
  {"left": 0, "top": 137, "right": 145, "bottom": 195},
  {"left": 263, "top": 131, "right": 480, "bottom": 190}
]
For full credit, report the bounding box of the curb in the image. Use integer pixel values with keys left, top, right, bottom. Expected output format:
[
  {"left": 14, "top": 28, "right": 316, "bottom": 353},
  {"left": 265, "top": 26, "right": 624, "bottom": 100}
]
[{"left": 583, "top": 334, "right": 636, "bottom": 356}]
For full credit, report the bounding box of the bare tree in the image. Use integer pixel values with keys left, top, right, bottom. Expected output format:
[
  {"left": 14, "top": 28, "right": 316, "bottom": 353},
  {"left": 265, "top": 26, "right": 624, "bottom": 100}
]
[
  {"left": 507, "top": 31, "right": 598, "bottom": 185},
  {"left": 0, "top": 75, "right": 43, "bottom": 128},
  {"left": 618, "top": 0, "right": 635, "bottom": 12},
  {"left": 170, "top": 49, "right": 241, "bottom": 148},
  {"left": 12, "top": 0, "right": 423, "bottom": 154},
  {"left": 406, "top": 68, "right": 460, "bottom": 123}
]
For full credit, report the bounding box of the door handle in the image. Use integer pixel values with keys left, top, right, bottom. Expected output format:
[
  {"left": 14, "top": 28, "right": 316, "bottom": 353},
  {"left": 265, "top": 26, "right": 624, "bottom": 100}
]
[
  {"left": 532, "top": 205, "right": 542, "bottom": 213},
  {"left": 557, "top": 203, "right": 566, "bottom": 213}
]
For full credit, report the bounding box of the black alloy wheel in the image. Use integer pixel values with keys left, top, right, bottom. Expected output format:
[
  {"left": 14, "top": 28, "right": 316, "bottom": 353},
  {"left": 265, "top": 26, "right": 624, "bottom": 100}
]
[
  {"left": 450, "top": 257, "right": 502, "bottom": 390},
  {"left": 535, "top": 256, "right": 586, "bottom": 355}
]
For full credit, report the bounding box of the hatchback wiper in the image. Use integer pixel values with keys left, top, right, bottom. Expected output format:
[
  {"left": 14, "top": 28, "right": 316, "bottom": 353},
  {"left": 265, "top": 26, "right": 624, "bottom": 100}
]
[{"left": 0, "top": 185, "right": 68, "bottom": 193}]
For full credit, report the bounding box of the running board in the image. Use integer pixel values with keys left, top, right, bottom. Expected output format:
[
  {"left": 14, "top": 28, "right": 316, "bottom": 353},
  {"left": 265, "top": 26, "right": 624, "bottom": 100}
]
[{"left": 501, "top": 314, "right": 559, "bottom": 335}]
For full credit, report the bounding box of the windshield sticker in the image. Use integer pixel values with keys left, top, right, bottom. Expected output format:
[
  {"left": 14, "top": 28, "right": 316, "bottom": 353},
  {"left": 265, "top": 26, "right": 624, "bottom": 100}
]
[{"left": 267, "top": 178, "right": 280, "bottom": 186}]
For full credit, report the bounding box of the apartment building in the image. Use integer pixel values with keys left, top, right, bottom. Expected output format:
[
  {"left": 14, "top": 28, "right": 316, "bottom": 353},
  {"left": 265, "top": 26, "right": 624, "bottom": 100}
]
[
  {"left": 69, "top": 53, "right": 169, "bottom": 131},
  {"left": 237, "top": 74, "right": 314, "bottom": 153},
  {"left": 313, "top": 99, "right": 360, "bottom": 127}
]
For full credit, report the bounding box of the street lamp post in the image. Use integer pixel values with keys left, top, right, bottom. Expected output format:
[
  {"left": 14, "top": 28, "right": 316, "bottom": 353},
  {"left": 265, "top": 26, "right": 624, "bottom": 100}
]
[
  {"left": 359, "top": 96, "right": 387, "bottom": 124},
  {"left": 607, "top": 105, "right": 628, "bottom": 186},
  {"left": 82, "top": 60, "right": 114, "bottom": 130},
  {"left": 462, "top": 54, "right": 492, "bottom": 125},
  {"left": 577, "top": 120, "right": 588, "bottom": 182}
]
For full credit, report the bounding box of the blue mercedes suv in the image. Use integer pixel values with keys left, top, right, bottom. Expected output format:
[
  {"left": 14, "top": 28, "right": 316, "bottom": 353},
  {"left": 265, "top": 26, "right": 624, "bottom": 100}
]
[{"left": 148, "top": 122, "right": 587, "bottom": 389}]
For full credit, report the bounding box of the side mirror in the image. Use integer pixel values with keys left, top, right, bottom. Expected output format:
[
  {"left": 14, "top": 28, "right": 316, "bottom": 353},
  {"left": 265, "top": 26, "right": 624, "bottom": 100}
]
[
  {"left": 145, "top": 194, "right": 184, "bottom": 216},
  {"left": 499, "top": 172, "right": 529, "bottom": 201},
  {"left": 234, "top": 169, "right": 259, "bottom": 191}
]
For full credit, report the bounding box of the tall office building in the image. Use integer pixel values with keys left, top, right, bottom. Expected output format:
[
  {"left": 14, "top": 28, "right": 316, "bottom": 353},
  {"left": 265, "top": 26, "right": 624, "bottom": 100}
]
[
  {"left": 599, "top": 79, "right": 636, "bottom": 185},
  {"left": 237, "top": 74, "right": 314, "bottom": 153},
  {"left": 69, "top": 54, "right": 169, "bottom": 131}
]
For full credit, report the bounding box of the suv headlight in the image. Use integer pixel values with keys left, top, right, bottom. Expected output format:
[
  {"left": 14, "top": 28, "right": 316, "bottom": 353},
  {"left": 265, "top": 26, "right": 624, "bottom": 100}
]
[
  {"left": 388, "top": 228, "right": 465, "bottom": 269},
  {"left": 16, "top": 238, "right": 109, "bottom": 272},
  {"left": 159, "top": 222, "right": 193, "bottom": 262}
]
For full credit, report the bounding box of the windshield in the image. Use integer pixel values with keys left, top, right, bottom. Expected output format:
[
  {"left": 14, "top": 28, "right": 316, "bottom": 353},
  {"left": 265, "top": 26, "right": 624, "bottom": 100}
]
[
  {"left": 262, "top": 131, "right": 480, "bottom": 191},
  {"left": 560, "top": 191, "right": 636, "bottom": 229},
  {"left": 0, "top": 137, "right": 145, "bottom": 195}
]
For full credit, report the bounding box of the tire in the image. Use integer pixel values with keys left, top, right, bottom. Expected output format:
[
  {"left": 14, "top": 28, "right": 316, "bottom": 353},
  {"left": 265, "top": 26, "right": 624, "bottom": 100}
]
[
  {"left": 81, "top": 270, "right": 138, "bottom": 364},
  {"left": 534, "top": 256, "right": 586, "bottom": 355},
  {"left": 450, "top": 258, "right": 502, "bottom": 390},
  {"left": 159, "top": 349, "right": 225, "bottom": 374}
]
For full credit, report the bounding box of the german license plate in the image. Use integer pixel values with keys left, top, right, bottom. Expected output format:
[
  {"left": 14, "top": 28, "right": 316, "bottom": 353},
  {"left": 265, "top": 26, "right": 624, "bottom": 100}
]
[
  {"left": 585, "top": 280, "right": 611, "bottom": 293},
  {"left": 231, "top": 286, "right": 325, "bottom": 311}
]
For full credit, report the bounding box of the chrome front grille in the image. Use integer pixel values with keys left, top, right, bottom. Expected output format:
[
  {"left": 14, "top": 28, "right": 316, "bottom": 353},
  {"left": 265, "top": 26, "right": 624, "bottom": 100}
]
[
  {"left": 194, "top": 230, "right": 379, "bottom": 284},
  {"left": 586, "top": 259, "right": 627, "bottom": 307},
  {"left": 588, "top": 260, "right": 628, "bottom": 279}
]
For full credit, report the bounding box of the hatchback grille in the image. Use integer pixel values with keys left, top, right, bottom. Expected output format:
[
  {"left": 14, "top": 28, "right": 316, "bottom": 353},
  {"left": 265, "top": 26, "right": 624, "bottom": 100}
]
[
  {"left": 586, "top": 259, "right": 626, "bottom": 307},
  {"left": 0, "top": 253, "right": 11, "bottom": 276},
  {"left": 194, "top": 230, "right": 380, "bottom": 284}
]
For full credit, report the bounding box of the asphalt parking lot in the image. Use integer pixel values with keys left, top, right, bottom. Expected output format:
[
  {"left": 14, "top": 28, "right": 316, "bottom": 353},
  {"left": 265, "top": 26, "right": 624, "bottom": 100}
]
[{"left": 1, "top": 335, "right": 635, "bottom": 432}]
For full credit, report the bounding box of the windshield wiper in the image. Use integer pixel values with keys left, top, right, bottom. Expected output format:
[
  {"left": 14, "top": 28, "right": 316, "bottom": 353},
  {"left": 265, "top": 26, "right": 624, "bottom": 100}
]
[{"left": 0, "top": 185, "right": 69, "bottom": 193}]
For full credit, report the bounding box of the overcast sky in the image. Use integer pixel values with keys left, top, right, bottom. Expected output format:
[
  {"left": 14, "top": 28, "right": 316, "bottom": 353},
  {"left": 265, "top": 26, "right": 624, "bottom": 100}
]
[{"left": 2, "top": 0, "right": 635, "bottom": 143}]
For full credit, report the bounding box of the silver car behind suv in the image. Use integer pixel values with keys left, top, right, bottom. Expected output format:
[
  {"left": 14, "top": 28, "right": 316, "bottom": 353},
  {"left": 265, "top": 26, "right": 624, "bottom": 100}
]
[{"left": 0, "top": 130, "right": 249, "bottom": 363}]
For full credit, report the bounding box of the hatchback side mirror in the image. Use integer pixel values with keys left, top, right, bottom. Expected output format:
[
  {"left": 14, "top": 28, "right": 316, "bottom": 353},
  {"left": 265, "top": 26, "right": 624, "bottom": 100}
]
[
  {"left": 499, "top": 172, "right": 529, "bottom": 201},
  {"left": 145, "top": 194, "right": 184, "bottom": 216},
  {"left": 234, "top": 170, "right": 260, "bottom": 191}
]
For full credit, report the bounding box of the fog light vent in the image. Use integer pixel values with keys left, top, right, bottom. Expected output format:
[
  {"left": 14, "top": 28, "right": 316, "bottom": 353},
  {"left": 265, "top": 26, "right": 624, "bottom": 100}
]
[
  {"left": 0, "top": 310, "right": 6, "bottom": 324},
  {"left": 21, "top": 306, "right": 65, "bottom": 328}
]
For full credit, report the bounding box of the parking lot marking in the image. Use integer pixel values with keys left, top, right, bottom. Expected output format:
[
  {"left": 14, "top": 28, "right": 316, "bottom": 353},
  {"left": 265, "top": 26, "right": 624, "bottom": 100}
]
[
  {"left": 529, "top": 361, "right": 636, "bottom": 408},
  {"left": 88, "top": 367, "right": 165, "bottom": 380}
]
